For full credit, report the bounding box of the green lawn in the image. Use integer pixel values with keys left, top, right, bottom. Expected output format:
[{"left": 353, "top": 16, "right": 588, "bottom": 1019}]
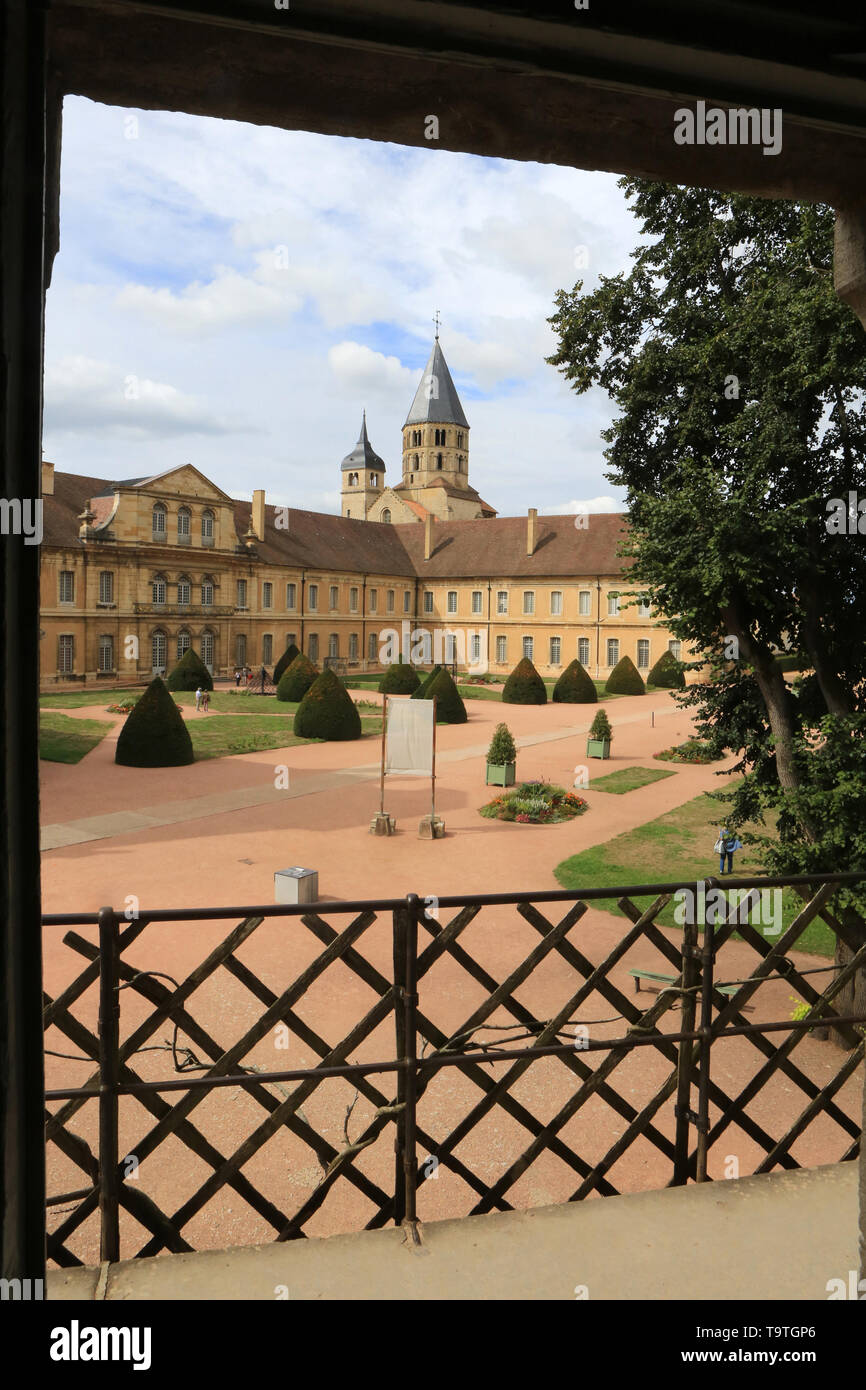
[
  {"left": 187, "top": 711, "right": 382, "bottom": 760},
  {"left": 590, "top": 765, "right": 678, "bottom": 794},
  {"left": 554, "top": 789, "right": 835, "bottom": 956},
  {"left": 39, "top": 711, "right": 113, "bottom": 763},
  {"left": 40, "top": 687, "right": 142, "bottom": 709}
]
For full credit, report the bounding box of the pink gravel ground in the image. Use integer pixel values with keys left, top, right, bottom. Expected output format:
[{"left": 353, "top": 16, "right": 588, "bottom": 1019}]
[{"left": 40, "top": 687, "right": 862, "bottom": 1263}]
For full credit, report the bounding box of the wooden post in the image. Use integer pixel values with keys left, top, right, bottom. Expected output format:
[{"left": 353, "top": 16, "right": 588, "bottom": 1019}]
[
  {"left": 431, "top": 696, "right": 437, "bottom": 822},
  {"left": 380, "top": 694, "right": 387, "bottom": 817}
]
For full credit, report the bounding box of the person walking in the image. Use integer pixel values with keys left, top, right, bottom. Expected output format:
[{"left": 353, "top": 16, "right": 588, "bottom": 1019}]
[
  {"left": 195, "top": 686, "right": 202, "bottom": 712},
  {"left": 234, "top": 668, "right": 242, "bottom": 687},
  {"left": 201, "top": 689, "right": 210, "bottom": 714},
  {"left": 714, "top": 826, "right": 742, "bottom": 875}
]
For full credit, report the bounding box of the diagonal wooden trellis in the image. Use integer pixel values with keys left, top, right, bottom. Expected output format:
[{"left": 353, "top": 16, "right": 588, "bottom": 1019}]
[{"left": 43, "top": 873, "right": 865, "bottom": 1266}]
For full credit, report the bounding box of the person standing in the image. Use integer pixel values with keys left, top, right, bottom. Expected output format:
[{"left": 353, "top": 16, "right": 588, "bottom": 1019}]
[
  {"left": 234, "top": 668, "right": 242, "bottom": 687},
  {"left": 714, "top": 826, "right": 742, "bottom": 874},
  {"left": 201, "top": 689, "right": 210, "bottom": 713},
  {"left": 195, "top": 686, "right": 202, "bottom": 712}
]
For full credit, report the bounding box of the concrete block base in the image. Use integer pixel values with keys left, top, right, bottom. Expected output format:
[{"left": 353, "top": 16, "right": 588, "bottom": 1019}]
[
  {"left": 370, "top": 813, "right": 396, "bottom": 835},
  {"left": 418, "top": 814, "right": 445, "bottom": 839}
]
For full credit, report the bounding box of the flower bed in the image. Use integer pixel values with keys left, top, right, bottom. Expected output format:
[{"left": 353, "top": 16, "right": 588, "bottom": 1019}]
[
  {"left": 479, "top": 780, "right": 588, "bottom": 824},
  {"left": 106, "top": 701, "right": 136, "bottom": 714},
  {"left": 654, "top": 739, "right": 718, "bottom": 764}
]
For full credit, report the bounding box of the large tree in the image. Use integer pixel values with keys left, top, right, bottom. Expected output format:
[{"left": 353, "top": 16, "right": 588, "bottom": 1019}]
[{"left": 548, "top": 182, "right": 866, "bottom": 1041}]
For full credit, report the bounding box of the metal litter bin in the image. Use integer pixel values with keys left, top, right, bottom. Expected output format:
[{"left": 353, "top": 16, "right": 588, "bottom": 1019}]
[{"left": 274, "top": 866, "right": 319, "bottom": 905}]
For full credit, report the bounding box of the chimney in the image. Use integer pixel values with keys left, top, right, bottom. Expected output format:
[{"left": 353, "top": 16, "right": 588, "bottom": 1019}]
[
  {"left": 424, "top": 512, "right": 434, "bottom": 561},
  {"left": 252, "top": 488, "right": 265, "bottom": 541},
  {"left": 42, "top": 459, "right": 54, "bottom": 496},
  {"left": 527, "top": 507, "right": 537, "bottom": 556}
]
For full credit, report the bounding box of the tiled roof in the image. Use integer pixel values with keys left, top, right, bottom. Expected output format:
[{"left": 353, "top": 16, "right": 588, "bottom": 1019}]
[{"left": 403, "top": 340, "right": 469, "bottom": 428}]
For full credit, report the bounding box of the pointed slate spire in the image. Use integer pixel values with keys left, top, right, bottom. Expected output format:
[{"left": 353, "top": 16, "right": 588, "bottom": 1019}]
[
  {"left": 340, "top": 410, "right": 386, "bottom": 472},
  {"left": 404, "top": 340, "right": 469, "bottom": 429}
]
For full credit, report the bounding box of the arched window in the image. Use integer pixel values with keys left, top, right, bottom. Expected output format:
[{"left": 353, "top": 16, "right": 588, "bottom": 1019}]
[
  {"left": 177, "top": 506, "right": 191, "bottom": 541},
  {"left": 457, "top": 456, "right": 463, "bottom": 471},
  {"left": 151, "top": 629, "right": 167, "bottom": 673},
  {"left": 201, "top": 577, "right": 214, "bottom": 607},
  {"left": 413, "top": 453, "right": 419, "bottom": 467},
  {"left": 177, "top": 575, "right": 191, "bottom": 606},
  {"left": 381, "top": 509, "right": 391, "bottom": 524},
  {"left": 436, "top": 454, "right": 443, "bottom": 469},
  {"left": 177, "top": 629, "right": 191, "bottom": 659},
  {"left": 152, "top": 574, "right": 167, "bottom": 605},
  {"left": 370, "top": 474, "right": 377, "bottom": 487},
  {"left": 98, "top": 634, "right": 114, "bottom": 673},
  {"left": 152, "top": 502, "right": 167, "bottom": 539},
  {"left": 201, "top": 509, "right": 214, "bottom": 544}
]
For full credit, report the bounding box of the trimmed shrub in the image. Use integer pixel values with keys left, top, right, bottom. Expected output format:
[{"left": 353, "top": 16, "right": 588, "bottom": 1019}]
[
  {"left": 293, "top": 668, "right": 362, "bottom": 741},
  {"left": 605, "top": 655, "right": 646, "bottom": 695},
  {"left": 166, "top": 647, "right": 213, "bottom": 692},
  {"left": 411, "top": 665, "right": 442, "bottom": 699},
  {"left": 379, "top": 661, "right": 421, "bottom": 695},
  {"left": 276, "top": 653, "right": 319, "bottom": 703},
  {"left": 487, "top": 722, "right": 517, "bottom": 765},
  {"left": 273, "top": 642, "right": 301, "bottom": 683},
  {"left": 502, "top": 657, "right": 547, "bottom": 705},
  {"left": 552, "top": 659, "right": 597, "bottom": 704},
  {"left": 425, "top": 667, "right": 468, "bottom": 724},
  {"left": 115, "top": 677, "right": 194, "bottom": 767},
  {"left": 647, "top": 649, "right": 685, "bottom": 690},
  {"left": 588, "top": 708, "right": 613, "bottom": 743}
]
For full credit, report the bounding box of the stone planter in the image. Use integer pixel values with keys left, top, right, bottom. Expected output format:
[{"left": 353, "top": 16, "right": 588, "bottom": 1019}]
[
  {"left": 587, "top": 738, "right": 611, "bottom": 759},
  {"left": 486, "top": 761, "right": 516, "bottom": 786}
]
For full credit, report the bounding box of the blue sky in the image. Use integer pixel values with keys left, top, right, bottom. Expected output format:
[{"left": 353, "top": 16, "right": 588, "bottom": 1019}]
[{"left": 43, "top": 97, "right": 643, "bottom": 517}]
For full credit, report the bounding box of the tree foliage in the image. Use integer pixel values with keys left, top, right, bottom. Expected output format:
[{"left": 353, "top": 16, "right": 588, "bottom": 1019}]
[
  {"left": 276, "top": 653, "right": 319, "bottom": 703},
  {"left": 166, "top": 647, "right": 213, "bottom": 692},
  {"left": 647, "top": 649, "right": 685, "bottom": 689},
  {"left": 115, "top": 677, "right": 194, "bottom": 767},
  {"left": 379, "top": 661, "right": 421, "bottom": 695},
  {"left": 273, "top": 642, "right": 300, "bottom": 684},
  {"left": 293, "top": 668, "right": 362, "bottom": 740},
  {"left": 552, "top": 658, "right": 597, "bottom": 703},
  {"left": 605, "top": 654, "right": 646, "bottom": 695},
  {"left": 502, "top": 657, "right": 547, "bottom": 705}
]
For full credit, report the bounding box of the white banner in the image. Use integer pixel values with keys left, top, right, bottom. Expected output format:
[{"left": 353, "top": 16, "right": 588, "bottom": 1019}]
[{"left": 384, "top": 697, "right": 434, "bottom": 776}]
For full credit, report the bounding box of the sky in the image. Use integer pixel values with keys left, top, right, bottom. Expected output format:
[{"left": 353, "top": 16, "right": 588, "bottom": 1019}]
[{"left": 43, "top": 96, "right": 645, "bottom": 519}]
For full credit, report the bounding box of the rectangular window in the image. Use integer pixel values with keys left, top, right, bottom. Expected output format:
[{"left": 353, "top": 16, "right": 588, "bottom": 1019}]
[
  {"left": 349, "top": 633, "right": 359, "bottom": 660},
  {"left": 349, "top": 587, "right": 359, "bottom": 612},
  {"left": 98, "top": 635, "right": 113, "bottom": 673},
  {"left": 308, "top": 584, "right": 318, "bottom": 611},
  {"left": 496, "top": 635, "right": 507, "bottom": 663},
  {"left": 201, "top": 511, "right": 214, "bottom": 541},
  {"left": 369, "top": 589, "right": 378, "bottom": 613},
  {"left": 309, "top": 633, "right": 319, "bottom": 662},
  {"left": 177, "top": 578, "right": 191, "bottom": 605},
  {"left": 286, "top": 582, "right": 297, "bottom": 609},
  {"left": 201, "top": 580, "right": 214, "bottom": 607},
  {"left": 58, "top": 634, "right": 74, "bottom": 673},
  {"left": 329, "top": 585, "right": 338, "bottom": 610},
  {"left": 608, "top": 593, "right": 620, "bottom": 617},
  {"left": 637, "top": 639, "right": 650, "bottom": 669},
  {"left": 368, "top": 632, "right": 377, "bottom": 661},
  {"left": 447, "top": 590, "right": 457, "bottom": 614},
  {"left": 236, "top": 634, "right": 247, "bottom": 666},
  {"left": 550, "top": 636, "right": 561, "bottom": 665},
  {"left": 578, "top": 637, "right": 590, "bottom": 666},
  {"left": 403, "top": 590, "right": 411, "bottom": 613},
  {"left": 59, "top": 570, "right": 74, "bottom": 604},
  {"left": 263, "top": 582, "right": 273, "bottom": 610},
  {"left": 423, "top": 591, "right": 433, "bottom": 615},
  {"left": 445, "top": 633, "right": 457, "bottom": 662},
  {"left": 329, "top": 633, "right": 339, "bottom": 659},
  {"left": 523, "top": 591, "right": 535, "bottom": 615},
  {"left": 236, "top": 579, "right": 247, "bottom": 609},
  {"left": 497, "top": 590, "right": 508, "bottom": 615},
  {"left": 522, "top": 636, "right": 534, "bottom": 661},
  {"left": 579, "top": 590, "right": 591, "bottom": 616},
  {"left": 637, "top": 596, "right": 651, "bottom": 618},
  {"left": 387, "top": 589, "right": 395, "bottom": 613},
  {"left": 98, "top": 571, "right": 114, "bottom": 604},
  {"left": 262, "top": 634, "right": 273, "bottom": 664},
  {"left": 471, "top": 590, "right": 482, "bottom": 615},
  {"left": 607, "top": 638, "right": 620, "bottom": 666},
  {"left": 550, "top": 591, "right": 563, "bottom": 616},
  {"left": 471, "top": 633, "right": 481, "bottom": 663},
  {"left": 668, "top": 640, "right": 682, "bottom": 660}
]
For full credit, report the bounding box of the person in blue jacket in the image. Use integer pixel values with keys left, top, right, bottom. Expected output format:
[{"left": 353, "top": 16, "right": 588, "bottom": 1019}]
[{"left": 714, "top": 827, "right": 743, "bottom": 874}]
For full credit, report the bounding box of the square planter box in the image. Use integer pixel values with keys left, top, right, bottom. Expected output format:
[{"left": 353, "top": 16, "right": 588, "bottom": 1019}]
[
  {"left": 586, "top": 738, "right": 611, "bottom": 759},
  {"left": 486, "top": 761, "right": 516, "bottom": 786}
]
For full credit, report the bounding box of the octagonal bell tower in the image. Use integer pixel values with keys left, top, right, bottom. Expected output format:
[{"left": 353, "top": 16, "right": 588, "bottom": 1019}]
[
  {"left": 401, "top": 335, "right": 470, "bottom": 491},
  {"left": 340, "top": 411, "right": 385, "bottom": 518}
]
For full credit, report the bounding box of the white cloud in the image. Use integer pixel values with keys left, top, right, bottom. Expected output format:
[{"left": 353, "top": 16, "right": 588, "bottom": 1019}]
[
  {"left": 43, "top": 355, "right": 248, "bottom": 441},
  {"left": 542, "top": 496, "right": 621, "bottom": 515},
  {"left": 327, "top": 342, "right": 416, "bottom": 397}
]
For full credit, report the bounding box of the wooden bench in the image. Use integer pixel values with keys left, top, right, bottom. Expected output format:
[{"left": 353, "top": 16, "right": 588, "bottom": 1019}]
[{"left": 628, "top": 968, "right": 739, "bottom": 997}]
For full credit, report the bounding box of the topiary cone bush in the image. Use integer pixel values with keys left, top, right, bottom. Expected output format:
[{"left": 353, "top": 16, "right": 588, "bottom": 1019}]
[
  {"left": 115, "top": 677, "right": 194, "bottom": 767},
  {"left": 502, "top": 657, "right": 547, "bottom": 704},
  {"left": 293, "top": 668, "right": 362, "bottom": 741},
  {"left": 276, "top": 653, "right": 319, "bottom": 703},
  {"left": 379, "top": 661, "right": 421, "bottom": 695},
  {"left": 647, "top": 649, "right": 685, "bottom": 690},
  {"left": 273, "top": 642, "right": 301, "bottom": 684},
  {"left": 487, "top": 723, "right": 517, "bottom": 765},
  {"left": 166, "top": 646, "right": 213, "bottom": 692},
  {"left": 588, "top": 708, "right": 613, "bottom": 743},
  {"left": 605, "top": 654, "right": 646, "bottom": 695},
  {"left": 425, "top": 666, "right": 468, "bottom": 724},
  {"left": 411, "top": 665, "right": 441, "bottom": 699},
  {"left": 552, "top": 658, "right": 597, "bottom": 703}
]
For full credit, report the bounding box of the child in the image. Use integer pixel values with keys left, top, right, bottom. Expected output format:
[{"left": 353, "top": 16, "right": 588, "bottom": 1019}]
[{"left": 714, "top": 826, "right": 742, "bottom": 875}]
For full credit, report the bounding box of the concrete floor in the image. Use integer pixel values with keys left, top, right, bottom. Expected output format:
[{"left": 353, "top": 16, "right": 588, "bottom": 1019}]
[{"left": 47, "top": 1162, "right": 859, "bottom": 1301}]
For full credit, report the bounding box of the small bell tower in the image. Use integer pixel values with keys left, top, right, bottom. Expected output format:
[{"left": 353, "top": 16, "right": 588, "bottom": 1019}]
[{"left": 340, "top": 411, "right": 386, "bottom": 519}]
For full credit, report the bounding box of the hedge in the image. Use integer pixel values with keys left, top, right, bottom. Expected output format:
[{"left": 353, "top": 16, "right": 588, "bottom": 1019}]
[
  {"left": 502, "top": 657, "right": 547, "bottom": 705},
  {"left": 411, "top": 665, "right": 442, "bottom": 699},
  {"left": 273, "top": 642, "right": 301, "bottom": 684},
  {"left": 379, "top": 661, "right": 421, "bottom": 695},
  {"left": 166, "top": 647, "right": 213, "bottom": 692},
  {"left": 605, "top": 655, "right": 646, "bottom": 695},
  {"left": 425, "top": 667, "right": 468, "bottom": 724},
  {"left": 276, "top": 653, "right": 319, "bottom": 703},
  {"left": 646, "top": 649, "right": 685, "bottom": 690},
  {"left": 552, "top": 659, "right": 597, "bottom": 703},
  {"left": 115, "top": 677, "right": 194, "bottom": 767},
  {"left": 293, "top": 668, "right": 362, "bottom": 741}
]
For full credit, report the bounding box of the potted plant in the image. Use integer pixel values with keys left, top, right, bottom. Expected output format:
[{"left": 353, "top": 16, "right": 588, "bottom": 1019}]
[
  {"left": 587, "top": 708, "right": 612, "bottom": 759},
  {"left": 486, "top": 722, "right": 517, "bottom": 785}
]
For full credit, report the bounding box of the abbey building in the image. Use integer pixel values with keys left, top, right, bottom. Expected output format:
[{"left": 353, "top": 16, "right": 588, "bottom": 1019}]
[{"left": 39, "top": 339, "right": 688, "bottom": 687}]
